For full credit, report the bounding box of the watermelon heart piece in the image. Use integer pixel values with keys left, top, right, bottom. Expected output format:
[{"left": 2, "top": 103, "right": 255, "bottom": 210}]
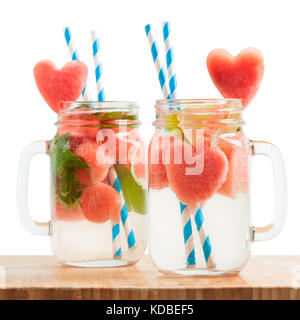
[
  {"left": 206, "top": 48, "right": 264, "bottom": 108},
  {"left": 33, "top": 60, "right": 88, "bottom": 113},
  {"left": 165, "top": 140, "right": 228, "bottom": 207}
]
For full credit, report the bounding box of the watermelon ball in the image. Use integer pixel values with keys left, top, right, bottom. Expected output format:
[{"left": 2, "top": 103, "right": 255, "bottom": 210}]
[
  {"left": 52, "top": 201, "right": 84, "bottom": 222},
  {"left": 33, "top": 60, "right": 88, "bottom": 113},
  {"left": 80, "top": 183, "right": 121, "bottom": 223},
  {"left": 166, "top": 139, "right": 228, "bottom": 206},
  {"left": 206, "top": 48, "right": 264, "bottom": 108},
  {"left": 217, "top": 132, "right": 250, "bottom": 198},
  {"left": 148, "top": 131, "right": 176, "bottom": 190},
  {"left": 75, "top": 141, "right": 110, "bottom": 184}
]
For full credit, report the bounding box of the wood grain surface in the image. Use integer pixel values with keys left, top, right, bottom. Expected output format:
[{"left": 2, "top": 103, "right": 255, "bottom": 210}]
[{"left": 0, "top": 255, "right": 299, "bottom": 300}]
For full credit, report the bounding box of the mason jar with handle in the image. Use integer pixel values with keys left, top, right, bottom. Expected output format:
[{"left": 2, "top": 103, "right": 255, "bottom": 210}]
[
  {"left": 17, "top": 101, "right": 147, "bottom": 267},
  {"left": 148, "top": 99, "right": 287, "bottom": 276}
]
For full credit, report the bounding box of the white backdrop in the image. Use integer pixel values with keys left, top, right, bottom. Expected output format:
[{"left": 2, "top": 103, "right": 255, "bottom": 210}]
[{"left": 0, "top": 0, "right": 299, "bottom": 255}]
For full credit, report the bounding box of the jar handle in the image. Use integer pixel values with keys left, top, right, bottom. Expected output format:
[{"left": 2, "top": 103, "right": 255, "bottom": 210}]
[
  {"left": 16, "top": 141, "right": 50, "bottom": 236},
  {"left": 251, "top": 140, "right": 287, "bottom": 241}
]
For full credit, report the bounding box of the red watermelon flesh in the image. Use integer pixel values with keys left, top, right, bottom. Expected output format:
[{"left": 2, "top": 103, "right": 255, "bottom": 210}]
[
  {"left": 218, "top": 132, "right": 250, "bottom": 198},
  {"left": 96, "top": 127, "right": 146, "bottom": 179},
  {"left": 58, "top": 124, "right": 99, "bottom": 140},
  {"left": 76, "top": 168, "right": 91, "bottom": 186},
  {"left": 166, "top": 139, "right": 228, "bottom": 206},
  {"left": 80, "top": 183, "right": 121, "bottom": 223},
  {"left": 75, "top": 141, "right": 110, "bottom": 184},
  {"left": 33, "top": 60, "right": 88, "bottom": 113},
  {"left": 53, "top": 201, "right": 84, "bottom": 221},
  {"left": 148, "top": 131, "right": 176, "bottom": 190},
  {"left": 207, "top": 48, "right": 264, "bottom": 108}
]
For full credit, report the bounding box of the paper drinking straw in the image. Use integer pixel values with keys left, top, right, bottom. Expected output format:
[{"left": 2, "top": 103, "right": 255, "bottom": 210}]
[
  {"left": 112, "top": 221, "right": 122, "bottom": 258},
  {"left": 145, "top": 24, "right": 172, "bottom": 100},
  {"left": 145, "top": 24, "right": 195, "bottom": 267},
  {"left": 89, "top": 32, "right": 135, "bottom": 256},
  {"left": 63, "top": 27, "right": 91, "bottom": 100},
  {"left": 180, "top": 203, "right": 196, "bottom": 267},
  {"left": 162, "top": 21, "right": 178, "bottom": 99},
  {"left": 108, "top": 167, "right": 136, "bottom": 249},
  {"left": 145, "top": 23, "right": 215, "bottom": 269},
  {"left": 91, "top": 31, "right": 105, "bottom": 101},
  {"left": 108, "top": 168, "right": 122, "bottom": 258},
  {"left": 191, "top": 206, "right": 216, "bottom": 268}
]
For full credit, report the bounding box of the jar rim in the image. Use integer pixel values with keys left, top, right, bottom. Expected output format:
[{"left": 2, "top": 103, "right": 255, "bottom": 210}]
[
  {"left": 59, "top": 101, "right": 139, "bottom": 115},
  {"left": 154, "top": 99, "right": 244, "bottom": 128},
  {"left": 155, "top": 99, "right": 242, "bottom": 110}
]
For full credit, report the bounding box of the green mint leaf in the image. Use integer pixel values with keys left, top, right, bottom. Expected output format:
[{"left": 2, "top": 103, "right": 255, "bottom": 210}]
[
  {"left": 52, "top": 133, "right": 70, "bottom": 154},
  {"left": 95, "top": 111, "right": 135, "bottom": 120},
  {"left": 61, "top": 168, "right": 79, "bottom": 193},
  {"left": 114, "top": 164, "right": 147, "bottom": 215},
  {"left": 58, "top": 193, "right": 79, "bottom": 209},
  {"left": 63, "top": 151, "right": 89, "bottom": 170},
  {"left": 50, "top": 134, "right": 89, "bottom": 210}
]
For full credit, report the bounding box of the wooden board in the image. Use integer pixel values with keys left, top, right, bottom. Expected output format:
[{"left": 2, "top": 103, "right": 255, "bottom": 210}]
[{"left": 0, "top": 255, "right": 299, "bottom": 300}]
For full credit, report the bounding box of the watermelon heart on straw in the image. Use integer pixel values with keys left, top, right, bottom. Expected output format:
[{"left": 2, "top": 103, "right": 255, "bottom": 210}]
[
  {"left": 33, "top": 60, "right": 88, "bottom": 113},
  {"left": 145, "top": 22, "right": 216, "bottom": 269},
  {"left": 206, "top": 47, "right": 264, "bottom": 108},
  {"left": 33, "top": 28, "right": 139, "bottom": 260}
]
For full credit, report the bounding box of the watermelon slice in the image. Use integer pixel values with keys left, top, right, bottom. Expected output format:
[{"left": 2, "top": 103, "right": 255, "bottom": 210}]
[
  {"left": 207, "top": 48, "right": 264, "bottom": 108},
  {"left": 33, "top": 60, "right": 88, "bottom": 113}
]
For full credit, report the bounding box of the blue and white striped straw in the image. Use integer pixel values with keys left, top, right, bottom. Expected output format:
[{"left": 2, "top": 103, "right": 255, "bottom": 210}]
[
  {"left": 191, "top": 206, "right": 216, "bottom": 268},
  {"left": 108, "top": 167, "right": 136, "bottom": 249},
  {"left": 145, "top": 24, "right": 172, "bottom": 100},
  {"left": 145, "top": 23, "right": 215, "bottom": 269},
  {"left": 163, "top": 21, "right": 178, "bottom": 99},
  {"left": 145, "top": 24, "right": 195, "bottom": 267},
  {"left": 112, "top": 222, "right": 122, "bottom": 258},
  {"left": 63, "top": 27, "right": 90, "bottom": 101},
  {"left": 91, "top": 31, "right": 105, "bottom": 101},
  {"left": 180, "top": 202, "right": 196, "bottom": 267}
]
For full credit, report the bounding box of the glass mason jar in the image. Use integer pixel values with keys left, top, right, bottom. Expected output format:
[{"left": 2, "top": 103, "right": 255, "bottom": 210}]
[
  {"left": 148, "top": 99, "right": 287, "bottom": 276},
  {"left": 17, "top": 102, "right": 147, "bottom": 267}
]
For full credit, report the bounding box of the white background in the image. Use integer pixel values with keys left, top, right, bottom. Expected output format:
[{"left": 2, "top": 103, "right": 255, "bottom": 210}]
[{"left": 0, "top": 0, "right": 299, "bottom": 255}]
